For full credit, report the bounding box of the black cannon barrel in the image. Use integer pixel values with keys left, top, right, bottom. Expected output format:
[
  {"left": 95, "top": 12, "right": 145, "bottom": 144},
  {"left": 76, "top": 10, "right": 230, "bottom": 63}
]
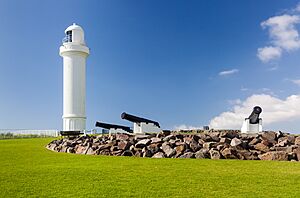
[
  {"left": 121, "top": 112, "right": 160, "bottom": 128},
  {"left": 248, "top": 106, "right": 262, "bottom": 124},
  {"left": 95, "top": 121, "right": 131, "bottom": 132}
]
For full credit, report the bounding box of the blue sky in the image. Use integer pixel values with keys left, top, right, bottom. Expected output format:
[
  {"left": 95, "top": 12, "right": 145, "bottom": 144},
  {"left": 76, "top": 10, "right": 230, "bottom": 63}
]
[{"left": 1, "top": 0, "right": 300, "bottom": 133}]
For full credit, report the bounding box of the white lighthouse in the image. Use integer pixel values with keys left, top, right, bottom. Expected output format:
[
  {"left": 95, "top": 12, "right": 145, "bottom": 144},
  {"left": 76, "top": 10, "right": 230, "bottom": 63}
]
[{"left": 59, "top": 23, "right": 90, "bottom": 131}]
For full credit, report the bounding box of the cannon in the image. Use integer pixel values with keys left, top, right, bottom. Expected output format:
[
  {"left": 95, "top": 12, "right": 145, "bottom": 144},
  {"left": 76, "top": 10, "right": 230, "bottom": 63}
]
[
  {"left": 95, "top": 121, "right": 132, "bottom": 134},
  {"left": 121, "top": 112, "right": 162, "bottom": 134},
  {"left": 241, "top": 106, "right": 263, "bottom": 133},
  {"left": 248, "top": 106, "right": 262, "bottom": 124}
]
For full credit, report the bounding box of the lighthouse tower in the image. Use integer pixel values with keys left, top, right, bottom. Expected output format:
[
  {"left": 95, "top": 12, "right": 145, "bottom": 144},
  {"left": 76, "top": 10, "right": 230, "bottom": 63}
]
[{"left": 59, "top": 23, "right": 90, "bottom": 131}]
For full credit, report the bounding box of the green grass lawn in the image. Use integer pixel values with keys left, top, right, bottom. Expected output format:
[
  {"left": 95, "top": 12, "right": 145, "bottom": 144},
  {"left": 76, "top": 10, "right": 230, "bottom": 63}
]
[{"left": 0, "top": 138, "right": 300, "bottom": 198}]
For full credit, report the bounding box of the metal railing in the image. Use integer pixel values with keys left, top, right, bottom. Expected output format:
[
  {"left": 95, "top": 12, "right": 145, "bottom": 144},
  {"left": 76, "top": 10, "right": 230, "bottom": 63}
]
[
  {"left": 62, "top": 35, "right": 72, "bottom": 43},
  {"left": 0, "top": 129, "right": 59, "bottom": 137}
]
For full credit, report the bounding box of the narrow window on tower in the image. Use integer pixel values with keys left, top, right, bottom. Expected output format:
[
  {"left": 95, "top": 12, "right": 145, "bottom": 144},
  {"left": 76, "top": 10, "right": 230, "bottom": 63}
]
[{"left": 66, "top": 31, "right": 72, "bottom": 42}]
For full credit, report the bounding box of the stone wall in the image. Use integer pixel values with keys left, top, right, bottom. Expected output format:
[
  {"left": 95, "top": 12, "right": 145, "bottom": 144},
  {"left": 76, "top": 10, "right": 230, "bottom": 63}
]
[{"left": 46, "top": 130, "right": 300, "bottom": 161}]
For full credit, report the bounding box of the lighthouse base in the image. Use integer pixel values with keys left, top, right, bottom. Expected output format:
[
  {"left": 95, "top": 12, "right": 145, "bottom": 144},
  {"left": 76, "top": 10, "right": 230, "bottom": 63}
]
[{"left": 63, "top": 117, "right": 86, "bottom": 131}]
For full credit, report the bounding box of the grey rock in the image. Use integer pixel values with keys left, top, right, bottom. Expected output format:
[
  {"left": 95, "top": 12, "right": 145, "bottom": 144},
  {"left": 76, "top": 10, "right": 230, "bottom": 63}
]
[
  {"left": 203, "top": 142, "right": 216, "bottom": 150},
  {"left": 175, "top": 144, "right": 186, "bottom": 156},
  {"left": 122, "top": 150, "right": 133, "bottom": 156},
  {"left": 75, "top": 145, "right": 87, "bottom": 154},
  {"left": 134, "top": 135, "right": 149, "bottom": 140},
  {"left": 209, "top": 149, "right": 221, "bottom": 159},
  {"left": 189, "top": 140, "right": 201, "bottom": 152},
  {"left": 220, "top": 138, "right": 231, "bottom": 144},
  {"left": 276, "top": 139, "right": 288, "bottom": 147},
  {"left": 134, "top": 150, "right": 142, "bottom": 157},
  {"left": 116, "top": 134, "right": 130, "bottom": 141},
  {"left": 135, "top": 139, "right": 151, "bottom": 148},
  {"left": 86, "top": 147, "right": 95, "bottom": 155},
  {"left": 293, "top": 147, "right": 300, "bottom": 161},
  {"left": 209, "top": 132, "right": 220, "bottom": 142},
  {"left": 216, "top": 144, "right": 224, "bottom": 151},
  {"left": 230, "top": 138, "right": 242, "bottom": 147},
  {"left": 148, "top": 143, "right": 161, "bottom": 154},
  {"left": 276, "top": 131, "right": 284, "bottom": 139},
  {"left": 254, "top": 143, "right": 270, "bottom": 153},
  {"left": 220, "top": 131, "right": 239, "bottom": 139},
  {"left": 259, "top": 151, "right": 288, "bottom": 161},
  {"left": 163, "top": 134, "right": 176, "bottom": 142},
  {"left": 261, "top": 131, "right": 277, "bottom": 145},
  {"left": 294, "top": 136, "right": 300, "bottom": 146},
  {"left": 142, "top": 148, "right": 153, "bottom": 157},
  {"left": 249, "top": 138, "right": 260, "bottom": 145},
  {"left": 152, "top": 152, "right": 165, "bottom": 158},
  {"left": 179, "top": 152, "right": 195, "bottom": 158},
  {"left": 195, "top": 150, "right": 206, "bottom": 159},
  {"left": 221, "top": 148, "right": 237, "bottom": 159},
  {"left": 183, "top": 136, "right": 193, "bottom": 144},
  {"left": 150, "top": 137, "right": 162, "bottom": 144},
  {"left": 162, "top": 144, "right": 176, "bottom": 157},
  {"left": 98, "top": 149, "right": 110, "bottom": 155},
  {"left": 60, "top": 146, "right": 68, "bottom": 153},
  {"left": 47, "top": 143, "right": 57, "bottom": 151},
  {"left": 110, "top": 146, "right": 119, "bottom": 152},
  {"left": 118, "top": 141, "right": 130, "bottom": 150},
  {"left": 237, "top": 150, "right": 259, "bottom": 160},
  {"left": 67, "top": 147, "right": 75, "bottom": 153}
]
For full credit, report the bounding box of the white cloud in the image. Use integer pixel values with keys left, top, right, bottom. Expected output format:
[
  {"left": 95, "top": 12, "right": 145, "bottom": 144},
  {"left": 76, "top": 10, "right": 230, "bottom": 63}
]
[
  {"left": 218, "top": 69, "right": 239, "bottom": 76},
  {"left": 258, "top": 4, "right": 300, "bottom": 62},
  {"left": 261, "top": 15, "right": 300, "bottom": 50},
  {"left": 240, "top": 87, "right": 249, "bottom": 91},
  {"left": 291, "top": 79, "right": 300, "bottom": 86},
  {"left": 257, "top": 46, "right": 282, "bottom": 62},
  {"left": 209, "top": 94, "right": 300, "bottom": 130},
  {"left": 293, "top": 2, "right": 300, "bottom": 12},
  {"left": 174, "top": 124, "right": 201, "bottom": 130}
]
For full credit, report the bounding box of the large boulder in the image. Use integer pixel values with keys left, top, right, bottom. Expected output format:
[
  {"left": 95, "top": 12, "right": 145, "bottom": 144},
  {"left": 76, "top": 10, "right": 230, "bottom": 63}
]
[
  {"left": 122, "top": 150, "right": 133, "bottom": 156},
  {"left": 209, "top": 132, "right": 220, "bottom": 142},
  {"left": 230, "top": 138, "right": 242, "bottom": 147},
  {"left": 85, "top": 147, "right": 96, "bottom": 155},
  {"left": 259, "top": 151, "right": 288, "bottom": 161},
  {"left": 152, "top": 152, "right": 165, "bottom": 158},
  {"left": 47, "top": 143, "right": 57, "bottom": 151},
  {"left": 195, "top": 150, "right": 206, "bottom": 159},
  {"left": 254, "top": 143, "right": 270, "bottom": 153},
  {"left": 189, "top": 140, "right": 201, "bottom": 152},
  {"left": 209, "top": 149, "right": 221, "bottom": 159},
  {"left": 75, "top": 145, "right": 87, "bottom": 154},
  {"left": 163, "top": 134, "right": 176, "bottom": 142},
  {"left": 175, "top": 144, "right": 186, "bottom": 156},
  {"left": 249, "top": 137, "right": 260, "bottom": 146},
  {"left": 203, "top": 142, "right": 216, "bottom": 150},
  {"left": 220, "top": 131, "right": 239, "bottom": 139},
  {"left": 135, "top": 139, "right": 151, "bottom": 148},
  {"left": 150, "top": 137, "right": 162, "bottom": 144},
  {"left": 220, "top": 138, "right": 231, "bottom": 144},
  {"left": 293, "top": 147, "right": 300, "bottom": 161},
  {"left": 118, "top": 141, "right": 130, "bottom": 150},
  {"left": 179, "top": 152, "right": 195, "bottom": 158},
  {"left": 261, "top": 132, "right": 277, "bottom": 145},
  {"left": 116, "top": 134, "right": 130, "bottom": 141},
  {"left": 221, "top": 148, "right": 237, "bottom": 159},
  {"left": 161, "top": 144, "right": 176, "bottom": 157},
  {"left": 295, "top": 136, "right": 300, "bottom": 146},
  {"left": 237, "top": 150, "right": 259, "bottom": 160}
]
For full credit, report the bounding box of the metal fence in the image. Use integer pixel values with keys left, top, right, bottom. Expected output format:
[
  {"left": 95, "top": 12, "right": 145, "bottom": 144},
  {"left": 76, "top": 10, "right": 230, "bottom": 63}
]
[{"left": 0, "top": 129, "right": 59, "bottom": 137}]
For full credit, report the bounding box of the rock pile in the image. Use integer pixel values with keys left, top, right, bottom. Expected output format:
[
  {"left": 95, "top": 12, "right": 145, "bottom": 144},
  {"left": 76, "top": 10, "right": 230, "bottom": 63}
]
[{"left": 46, "top": 130, "right": 300, "bottom": 161}]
